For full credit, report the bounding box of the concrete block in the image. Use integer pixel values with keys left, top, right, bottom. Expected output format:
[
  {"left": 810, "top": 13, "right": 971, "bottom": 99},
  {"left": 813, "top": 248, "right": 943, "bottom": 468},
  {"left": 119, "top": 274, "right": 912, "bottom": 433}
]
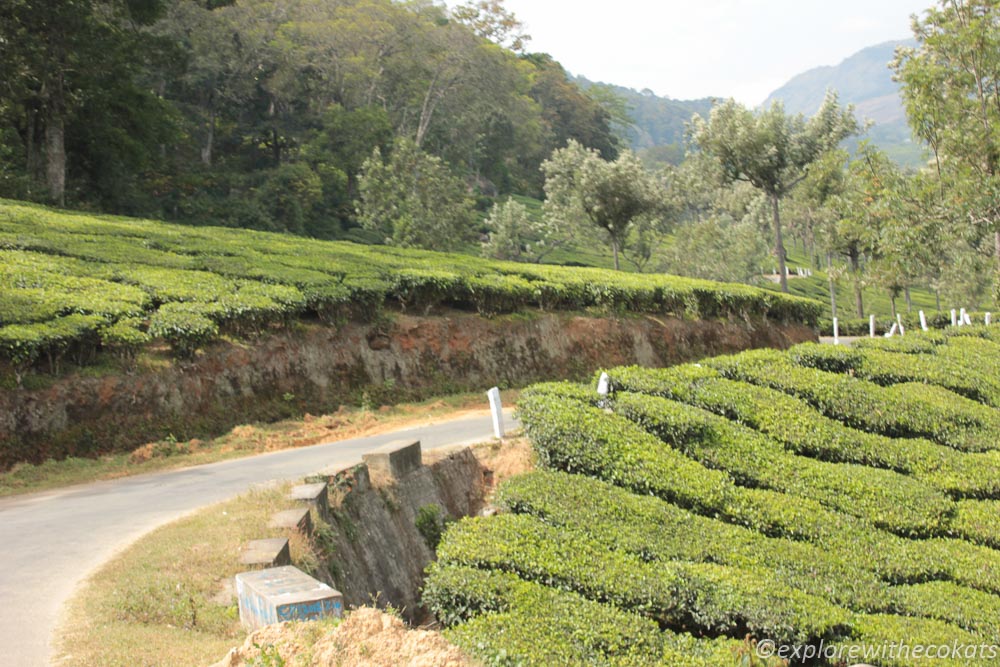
[
  {"left": 240, "top": 538, "right": 291, "bottom": 568},
  {"left": 332, "top": 463, "right": 370, "bottom": 495},
  {"left": 269, "top": 507, "right": 312, "bottom": 535},
  {"left": 236, "top": 565, "right": 343, "bottom": 630},
  {"left": 363, "top": 439, "right": 422, "bottom": 480},
  {"left": 289, "top": 482, "right": 328, "bottom": 514}
]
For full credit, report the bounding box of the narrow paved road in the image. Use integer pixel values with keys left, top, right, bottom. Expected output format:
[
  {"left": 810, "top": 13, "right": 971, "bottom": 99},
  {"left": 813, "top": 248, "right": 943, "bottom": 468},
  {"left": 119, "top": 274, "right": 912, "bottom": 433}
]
[{"left": 0, "top": 409, "right": 515, "bottom": 667}]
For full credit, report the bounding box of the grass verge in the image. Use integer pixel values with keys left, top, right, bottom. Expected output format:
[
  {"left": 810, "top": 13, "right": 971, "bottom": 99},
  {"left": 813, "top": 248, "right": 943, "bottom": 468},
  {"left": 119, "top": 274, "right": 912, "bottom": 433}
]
[
  {"left": 54, "top": 483, "right": 322, "bottom": 666},
  {"left": 53, "top": 434, "right": 531, "bottom": 666}
]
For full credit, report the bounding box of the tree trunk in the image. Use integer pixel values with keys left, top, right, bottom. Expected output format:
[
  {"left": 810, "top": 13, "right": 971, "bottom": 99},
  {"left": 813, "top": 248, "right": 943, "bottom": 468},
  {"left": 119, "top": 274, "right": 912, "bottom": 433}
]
[
  {"left": 416, "top": 69, "right": 442, "bottom": 148},
  {"left": 850, "top": 249, "right": 864, "bottom": 318},
  {"left": 995, "top": 229, "right": 1000, "bottom": 269},
  {"left": 935, "top": 289, "right": 941, "bottom": 312},
  {"left": 24, "top": 105, "right": 43, "bottom": 195},
  {"left": 201, "top": 107, "right": 215, "bottom": 166},
  {"left": 904, "top": 286, "right": 912, "bottom": 312},
  {"left": 612, "top": 238, "right": 620, "bottom": 271},
  {"left": 45, "top": 89, "right": 66, "bottom": 207},
  {"left": 771, "top": 194, "right": 788, "bottom": 293}
]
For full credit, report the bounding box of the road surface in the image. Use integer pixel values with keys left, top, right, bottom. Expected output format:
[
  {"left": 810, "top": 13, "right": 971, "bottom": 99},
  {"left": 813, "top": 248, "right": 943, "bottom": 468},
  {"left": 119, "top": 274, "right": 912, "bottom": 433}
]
[{"left": 0, "top": 409, "right": 515, "bottom": 667}]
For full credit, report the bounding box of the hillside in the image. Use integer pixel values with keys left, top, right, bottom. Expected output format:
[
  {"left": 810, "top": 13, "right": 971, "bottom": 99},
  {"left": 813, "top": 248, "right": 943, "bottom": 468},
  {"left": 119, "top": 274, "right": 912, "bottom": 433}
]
[
  {"left": 763, "top": 40, "right": 927, "bottom": 167},
  {"left": 428, "top": 330, "right": 1000, "bottom": 665},
  {"left": 573, "top": 76, "right": 714, "bottom": 164},
  {"left": 0, "top": 199, "right": 821, "bottom": 466}
]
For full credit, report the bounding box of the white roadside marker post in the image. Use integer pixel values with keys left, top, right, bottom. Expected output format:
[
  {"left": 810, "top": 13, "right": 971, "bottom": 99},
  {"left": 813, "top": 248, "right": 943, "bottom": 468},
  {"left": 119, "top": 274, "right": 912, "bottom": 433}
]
[
  {"left": 869, "top": 314, "right": 876, "bottom": 338},
  {"left": 897, "top": 313, "right": 905, "bottom": 337},
  {"left": 487, "top": 387, "right": 504, "bottom": 439},
  {"left": 919, "top": 310, "right": 928, "bottom": 332},
  {"left": 951, "top": 309, "right": 958, "bottom": 327},
  {"left": 833, "top": 317, "right": 839, "bottom": 346},
  {"left": 885, "top": 322, "right": 898, "bottom": 338},
  {"left": 597, "top": 372, "right": 610, "bottom": 408},
  {"left": 987, "top": 313, "right": 993, "bottom": 326}
]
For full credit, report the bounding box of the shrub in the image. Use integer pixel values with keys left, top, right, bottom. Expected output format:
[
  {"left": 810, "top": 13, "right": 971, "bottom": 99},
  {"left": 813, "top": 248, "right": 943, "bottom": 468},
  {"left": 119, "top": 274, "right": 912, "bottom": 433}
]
[
  {"left": 517, "top": 382, "right": 1000, "bottom": 591},
  {"left": 0, "top": 313, "right": 105, "bottom": 380},
  {"left": 612, "top": 391, "right": 955, "bottom": 537},
  {"left": 99, "top": 317, "right": 151, "bottom": 364},
  {"left": 0, "top": 201, "right": 826, "bottom": 372},
  {"left": 425, "top": 565, "right": 771, "bottom": 667},
  {"left": 890, "top": 580, "right": 1000, "bottom": 642},
  {"left": 415, "top": 503, "right": 451, "bottom": 551},
  {"left": 951, "top": 499, "right": 1000, "bottom": 549},
  {"left": 833, "top": 613, "right": 984, "bottom": 667},
  {"left": 789, "top": 341, "right": 1000, "bottom": 408},
  {"left": 148, "top": 302, "right": 220, "bottom": 359},
  {"left": 707, "top": 348, "right": 1000, "bottom": 452},
  {"left": 496, "top": 470, "right": 890, "bottom": 612},
  {"left": 436, "top": 513, "right": 852, "bottom": 645},
  {"left": 603, "top": 364, "right": 1000, "bottom": 498}
]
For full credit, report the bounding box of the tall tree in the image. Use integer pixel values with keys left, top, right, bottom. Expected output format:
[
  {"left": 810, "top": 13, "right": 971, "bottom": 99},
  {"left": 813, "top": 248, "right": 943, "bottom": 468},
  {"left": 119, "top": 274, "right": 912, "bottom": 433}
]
[
  {"left": 451, "top": 0, "right": 530, "bottom": 53},
  {"left": 541, "top": 140, "right": 670, "bottom": 270},
  {"left": 356, "top": 138, "right": 475, "bottom": 250},
  {"left": 893, "top": 0, "right": 1000, "bottom": 271},
  {"left": 0, "top": 0, "right": 167, "bottom": 205},
  {"left": 691, "top": 93, "right": 858, "bottom": 292}
]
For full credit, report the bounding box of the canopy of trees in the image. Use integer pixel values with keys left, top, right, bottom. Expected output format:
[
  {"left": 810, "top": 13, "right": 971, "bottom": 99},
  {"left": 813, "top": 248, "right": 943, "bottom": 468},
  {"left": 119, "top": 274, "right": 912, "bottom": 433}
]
[
  {"left": 3, "top": 0, "right": 1000, "bottom": 316},
  {"left": 0, "top": 0, "right": 618, "bottom": 236}
]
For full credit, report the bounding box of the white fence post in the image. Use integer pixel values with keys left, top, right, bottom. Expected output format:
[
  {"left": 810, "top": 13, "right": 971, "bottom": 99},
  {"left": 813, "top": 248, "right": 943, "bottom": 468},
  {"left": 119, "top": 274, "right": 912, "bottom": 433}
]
[
  {"left": 869, "top": 314, "right": 876, "bottom": 338},
  {"left": 833, "top": 317, "right": 839, "bottom": 346},
  {"left": 951, "top": 309, "right": 958, "bottom": 327},
  {"left": 919, "top": 310, "right": 928, "bottom": 332},
  {"left": 487, "top": 387, "right": 504, "bottom": 439}
]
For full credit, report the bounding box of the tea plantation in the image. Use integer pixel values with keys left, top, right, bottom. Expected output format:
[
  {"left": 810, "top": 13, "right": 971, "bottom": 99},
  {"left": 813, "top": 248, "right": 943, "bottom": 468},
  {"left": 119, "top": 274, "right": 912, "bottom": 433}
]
[
  {"left": 426, "top": 328, "right": 1000, "bottom": 666},
  {"left": 0, "top": 200, "right": 819, "bottom": 379}
]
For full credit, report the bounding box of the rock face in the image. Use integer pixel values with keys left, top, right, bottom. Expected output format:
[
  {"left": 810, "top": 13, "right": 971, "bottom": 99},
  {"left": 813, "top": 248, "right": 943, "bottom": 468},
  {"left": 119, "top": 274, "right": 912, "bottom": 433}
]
[
  {"left": 320, "top": 446, "right": 486, "bottom": 621},
  {"left": 0, "top": 310, "right": 814, "bottom": 467}
]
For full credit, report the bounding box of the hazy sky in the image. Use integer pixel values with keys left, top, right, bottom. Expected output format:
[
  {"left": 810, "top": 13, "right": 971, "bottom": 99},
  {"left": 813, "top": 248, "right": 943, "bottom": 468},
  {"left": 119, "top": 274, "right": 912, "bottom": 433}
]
[{"left": 499, "top": 0, "right": 933, "bottom": 105}]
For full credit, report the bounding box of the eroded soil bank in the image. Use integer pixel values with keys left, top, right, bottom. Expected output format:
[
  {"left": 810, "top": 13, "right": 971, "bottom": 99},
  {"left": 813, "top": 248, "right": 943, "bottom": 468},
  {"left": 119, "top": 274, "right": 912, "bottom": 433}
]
[{"left": 1, "top": 310, "right": 814, "bottom": 466}]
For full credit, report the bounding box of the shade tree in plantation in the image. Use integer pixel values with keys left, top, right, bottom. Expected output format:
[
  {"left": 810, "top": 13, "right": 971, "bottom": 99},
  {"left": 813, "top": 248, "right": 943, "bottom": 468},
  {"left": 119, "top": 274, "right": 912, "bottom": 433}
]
[
  {"left": 356, "top": 138, "right": 476, "bottom": 251},
  {"left": 893, "top": 0, "right": 1000, "bottom": 272},
  {"left": 691, "top": 92, "right": 858, "bottom": 292},
  {"left": 541, "top": 140, "right": 671, "bottom": 270},
  {"left": 663, "top": 213, "right": 770, "bottom": 284},
  {"left": 787, "top": 149, "right": 849, "bottom": 317},
  {"left": 660, "top": 154, "right": 770, "bottom": 283}
]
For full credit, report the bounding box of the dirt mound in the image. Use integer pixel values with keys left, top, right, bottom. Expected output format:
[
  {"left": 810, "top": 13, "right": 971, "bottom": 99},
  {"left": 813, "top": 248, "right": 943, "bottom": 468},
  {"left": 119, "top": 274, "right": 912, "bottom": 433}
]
[{"left": 211, "top": 607, "right": 472, "bottom": 667}]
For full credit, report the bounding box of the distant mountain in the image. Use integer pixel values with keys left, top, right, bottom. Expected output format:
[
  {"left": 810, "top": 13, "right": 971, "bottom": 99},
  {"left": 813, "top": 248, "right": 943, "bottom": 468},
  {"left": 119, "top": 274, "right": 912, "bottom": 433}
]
[
  {"left": 763, "top": 40, "right": 927, "bottom": 167},
  {"left": 573, "top": 76, "right": 713, "bottom": 164}
]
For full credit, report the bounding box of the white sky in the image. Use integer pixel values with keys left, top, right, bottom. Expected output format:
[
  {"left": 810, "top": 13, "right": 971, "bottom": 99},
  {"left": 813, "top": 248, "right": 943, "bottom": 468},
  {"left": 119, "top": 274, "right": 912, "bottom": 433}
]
[{"left": 499, "top": 0, "right": 933, "bottom": 105}]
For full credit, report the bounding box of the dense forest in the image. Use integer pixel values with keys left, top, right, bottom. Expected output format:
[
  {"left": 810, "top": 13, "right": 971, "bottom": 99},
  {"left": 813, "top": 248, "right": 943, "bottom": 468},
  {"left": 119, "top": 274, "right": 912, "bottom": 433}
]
[
  {"left": 2, "top": 0, "right": 1000, "bottom": 315},
  {"left": 0, "top": 0, "right": 618, "bottom": 236}
]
